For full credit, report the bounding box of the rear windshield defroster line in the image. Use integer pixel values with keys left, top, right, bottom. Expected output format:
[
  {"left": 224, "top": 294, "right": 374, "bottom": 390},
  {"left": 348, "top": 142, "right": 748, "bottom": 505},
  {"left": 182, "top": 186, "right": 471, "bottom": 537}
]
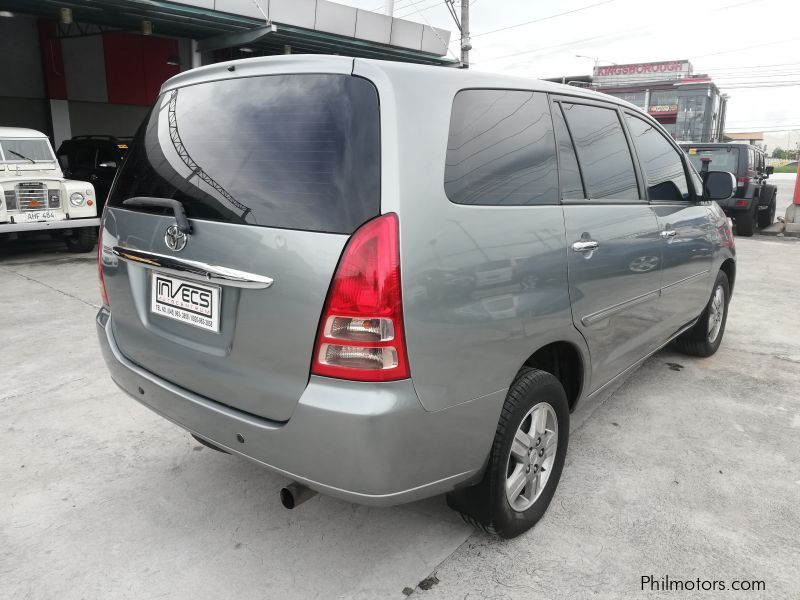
[{"left": 108, "top": 74, "right": 381, "bottom": 235}]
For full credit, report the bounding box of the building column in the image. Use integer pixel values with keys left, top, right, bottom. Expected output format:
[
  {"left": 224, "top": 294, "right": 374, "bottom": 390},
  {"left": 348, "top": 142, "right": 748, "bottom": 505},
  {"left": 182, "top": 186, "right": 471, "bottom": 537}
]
[
  {"left": 191, "top": 39, "right": 202, "bottom": 68},
  {"left": 49, "top": 99, "right": 71, "bottom": 147}
]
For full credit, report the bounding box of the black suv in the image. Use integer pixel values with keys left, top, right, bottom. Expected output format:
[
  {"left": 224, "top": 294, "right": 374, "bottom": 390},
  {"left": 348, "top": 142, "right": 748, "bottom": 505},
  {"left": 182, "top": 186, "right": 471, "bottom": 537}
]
[
  {"left": 681, "top": 143, "right": 776, "bottom": 236},
  {"left": 56, "top": 136, "right": 130, "bottom": 212}
]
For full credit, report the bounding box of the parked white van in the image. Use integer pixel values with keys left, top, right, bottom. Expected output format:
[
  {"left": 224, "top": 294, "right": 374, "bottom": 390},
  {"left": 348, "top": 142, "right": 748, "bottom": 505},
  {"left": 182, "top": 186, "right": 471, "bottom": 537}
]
[{"left": 0, "top": 127, "right": 99, "bottom": 252}]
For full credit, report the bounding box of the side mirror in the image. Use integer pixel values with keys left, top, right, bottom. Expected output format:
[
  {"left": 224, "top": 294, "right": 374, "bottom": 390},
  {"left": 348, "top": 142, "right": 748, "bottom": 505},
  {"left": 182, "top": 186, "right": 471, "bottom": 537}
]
[
  {"left": 704, "top": 171, "right": 736, "bottom": 201},
  {"left": 98, "top": 161, "right": 117, "bottom": 169},
  {"left": 765, "top": 165, "right": 774, "bottom": 176}
]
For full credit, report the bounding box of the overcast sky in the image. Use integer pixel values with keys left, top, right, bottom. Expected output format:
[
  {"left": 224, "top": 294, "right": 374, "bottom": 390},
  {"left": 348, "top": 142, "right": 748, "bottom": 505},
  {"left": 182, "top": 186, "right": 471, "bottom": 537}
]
[{"left": 340, "top": 0, "right": 800, "bottom": 152}]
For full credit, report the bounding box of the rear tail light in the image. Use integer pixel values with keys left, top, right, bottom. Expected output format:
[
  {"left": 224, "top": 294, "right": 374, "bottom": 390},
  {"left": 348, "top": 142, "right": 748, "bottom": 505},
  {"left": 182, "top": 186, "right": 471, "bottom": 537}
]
[
  {"left": 98, "top": 229, "right": 109, "bottom": 306},
  {"left": 719, "top": 219, "right": 735, "bottom": 248},
  {"left": 736, "top": 176, "right": 750, "bottom": 187},
  {"left": 735, "top": 199, "right": 747, "bottom": 207},
  {"left": 311, "top": 213, "right": 409, "bottom": 382}
]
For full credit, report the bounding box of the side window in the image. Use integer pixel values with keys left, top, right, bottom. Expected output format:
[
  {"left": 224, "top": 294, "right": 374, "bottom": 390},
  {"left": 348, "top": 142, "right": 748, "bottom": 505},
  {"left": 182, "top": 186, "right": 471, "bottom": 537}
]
[
  {"left": 624, "top": 114, "right": 689, "bottom": 201},
  {"left": 97, "top": 145, "right": 117, "bottom": 166},
  {"left": 561, "top": 103, "right": 639, "bottom": 200},
  {"left": 551, "top": 102, "right": 584, "bottom": 198},
  {"left": 74, "top": 145, "right": 96, "bottom": 170},
  {"left": 56, "top": 145, "right": 72, "bottom": 170},
  {"left": 444, "top": 89, "right": 558, "bottom": 205}
]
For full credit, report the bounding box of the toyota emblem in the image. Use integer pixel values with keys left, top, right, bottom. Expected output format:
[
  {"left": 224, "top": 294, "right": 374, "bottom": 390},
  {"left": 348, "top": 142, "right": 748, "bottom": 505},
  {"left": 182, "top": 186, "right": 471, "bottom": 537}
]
[{"left": 164, "top": 225, "right": 188, "bottom": 252}]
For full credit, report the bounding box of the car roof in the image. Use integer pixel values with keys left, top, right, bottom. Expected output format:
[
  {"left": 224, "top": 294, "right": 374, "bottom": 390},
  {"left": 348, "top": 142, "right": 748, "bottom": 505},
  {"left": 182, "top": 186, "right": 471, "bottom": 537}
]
[
  {"left": 161, "top": 54, "right": 642, "bottom": 113},
  {"left": 0, "top": 126, "right": 48, "bottom": 139}
]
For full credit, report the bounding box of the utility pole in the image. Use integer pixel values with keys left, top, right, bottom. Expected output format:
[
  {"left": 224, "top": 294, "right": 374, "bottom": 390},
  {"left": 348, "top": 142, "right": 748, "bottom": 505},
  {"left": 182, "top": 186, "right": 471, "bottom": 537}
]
[{"left": 460, "top": 0, "right": 471, "bottom": 68}]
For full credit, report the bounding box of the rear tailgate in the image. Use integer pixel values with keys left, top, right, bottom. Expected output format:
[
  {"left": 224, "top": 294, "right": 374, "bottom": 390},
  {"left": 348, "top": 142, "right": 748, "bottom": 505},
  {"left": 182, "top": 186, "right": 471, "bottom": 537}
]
[{"left": 101, "top": 69, "right": 380, "bottom": 422}]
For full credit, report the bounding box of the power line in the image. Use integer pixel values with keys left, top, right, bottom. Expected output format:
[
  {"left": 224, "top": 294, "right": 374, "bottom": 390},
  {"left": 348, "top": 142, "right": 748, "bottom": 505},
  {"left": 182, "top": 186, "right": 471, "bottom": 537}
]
[
  {"left": 719, "top": 83, "right": 800, "bottom": 89},
  {"left": 694, "top": 62, "right": 800, "bottom": 72},
  {"left": 692, "top": 37, "right": 796, "bottom": 59},
  {"left": 400, "top": 0, "right": 460, "bottom": 61},
  {"left": 479, "top": 0, "right": 771, "bottom": 64},
  {"left": 396, "top": 0, "right": 442, "bottom": 19},
  {"left": 368, "top": 0, "right": 419, "bottom": 13},
  {"left": 727, "top": 126, "right": 800, "bottom": 132},
  {"left": 471, "top": 0, "right": 617, "bottom": 38}
]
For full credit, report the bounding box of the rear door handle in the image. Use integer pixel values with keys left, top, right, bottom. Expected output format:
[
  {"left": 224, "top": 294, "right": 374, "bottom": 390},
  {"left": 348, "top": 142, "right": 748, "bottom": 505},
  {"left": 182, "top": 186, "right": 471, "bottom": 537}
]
[
  {"left": 571, "top": 240, "right": 599, "bottom": 252},
  {"left": 661, "top": 230, "right": 677, "bottom": 239}
]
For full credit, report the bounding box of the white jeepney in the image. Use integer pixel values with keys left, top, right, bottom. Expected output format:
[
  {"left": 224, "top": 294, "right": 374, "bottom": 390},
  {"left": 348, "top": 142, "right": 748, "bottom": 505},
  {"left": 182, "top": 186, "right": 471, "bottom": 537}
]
[{"left": 0, "top": 127, "right": 99, "bottom": 252}]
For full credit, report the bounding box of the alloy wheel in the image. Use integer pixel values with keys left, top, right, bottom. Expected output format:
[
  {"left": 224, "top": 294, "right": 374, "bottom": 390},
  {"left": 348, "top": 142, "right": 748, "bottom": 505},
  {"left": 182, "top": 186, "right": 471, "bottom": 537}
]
[
  {"left": 505, "top": 402, "right": 558, "bottom": 512},
  {"left": 707, "top": 285, "right": 725, "bottom": 343}
]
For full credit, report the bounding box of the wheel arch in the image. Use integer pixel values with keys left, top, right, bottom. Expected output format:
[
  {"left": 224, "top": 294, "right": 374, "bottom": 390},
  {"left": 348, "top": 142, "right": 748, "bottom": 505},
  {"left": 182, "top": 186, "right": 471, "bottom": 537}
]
[
  {"left": 521, "top": 340, "right": 587, "bottom": 411},
  {"left": 720, "top": 258, "right": 736, "bottom": 294}
]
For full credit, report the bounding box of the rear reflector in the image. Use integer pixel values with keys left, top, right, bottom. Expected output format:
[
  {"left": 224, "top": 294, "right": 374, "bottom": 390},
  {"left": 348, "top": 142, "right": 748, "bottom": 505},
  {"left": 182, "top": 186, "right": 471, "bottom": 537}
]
[
  {"left": 311, "top": 213, "right": 410, "bottom": 382},
  {"left": 736, "top": 199, "right": 747, "bottom": 207}
]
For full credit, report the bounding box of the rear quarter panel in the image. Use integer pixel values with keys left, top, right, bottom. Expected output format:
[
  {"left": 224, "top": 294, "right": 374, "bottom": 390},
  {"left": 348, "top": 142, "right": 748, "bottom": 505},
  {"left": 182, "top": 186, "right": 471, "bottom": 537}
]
[
  {"left": 355, "top": 62, "right": 587, "bottom": 412},
  {"left": 708, "top": 201, "right": 736, "bottom": 290}
]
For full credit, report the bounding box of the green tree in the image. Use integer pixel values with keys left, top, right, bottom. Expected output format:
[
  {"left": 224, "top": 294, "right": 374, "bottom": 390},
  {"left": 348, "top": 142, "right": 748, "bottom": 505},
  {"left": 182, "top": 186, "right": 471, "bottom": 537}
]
[{"left": 772, "top": 147, "right": 786, "bottom": 159}]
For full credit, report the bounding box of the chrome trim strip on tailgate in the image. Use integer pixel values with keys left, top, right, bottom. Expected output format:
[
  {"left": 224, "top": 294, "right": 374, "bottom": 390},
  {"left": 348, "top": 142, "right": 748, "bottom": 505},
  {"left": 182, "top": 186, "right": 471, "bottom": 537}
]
[{"left": 112, "top": 246, "right": 274, "bottom": 289}]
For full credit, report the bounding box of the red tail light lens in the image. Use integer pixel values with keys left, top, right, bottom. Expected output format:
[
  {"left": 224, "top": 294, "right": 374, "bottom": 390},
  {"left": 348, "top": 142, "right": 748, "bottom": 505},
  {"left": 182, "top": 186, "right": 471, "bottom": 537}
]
[
  {"left": 719, "top": 219, "right": 735, "bottom": 248},
  {"left": 736, "top": 176, "right": 750, "bottom": 187},
  {"left": 98, "top": 229, "right": 109, "bottom": 306},
  {"left": 312, "top": 213, "right": 409, "bottom": 382}
]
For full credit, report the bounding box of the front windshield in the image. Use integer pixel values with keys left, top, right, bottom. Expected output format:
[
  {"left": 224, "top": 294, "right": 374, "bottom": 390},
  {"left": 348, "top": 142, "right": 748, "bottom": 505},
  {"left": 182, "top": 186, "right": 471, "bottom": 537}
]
[
  {"left": 685, "top": 147, "right": 739, "bottom": 173},
  {"left": 0, "top": 138, "right": 56, "bottom": 163}
]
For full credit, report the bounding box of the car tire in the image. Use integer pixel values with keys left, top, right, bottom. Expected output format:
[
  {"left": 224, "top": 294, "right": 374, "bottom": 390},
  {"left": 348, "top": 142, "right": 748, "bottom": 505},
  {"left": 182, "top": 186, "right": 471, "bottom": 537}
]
[
  {"left": 757, "top": 191, "right": 776, "bottom": 229},
  {"left": 446, "top": 367, "right": 569, "bottom": 538},
  {"left": 64, "top": 227, "right": 98, "bottom": 253},
  {"left": 735, "top": 207, "right": 756, "bottom": 237},
  {"left": 673, "top": 270, "right": 730, "bottom": 358}
]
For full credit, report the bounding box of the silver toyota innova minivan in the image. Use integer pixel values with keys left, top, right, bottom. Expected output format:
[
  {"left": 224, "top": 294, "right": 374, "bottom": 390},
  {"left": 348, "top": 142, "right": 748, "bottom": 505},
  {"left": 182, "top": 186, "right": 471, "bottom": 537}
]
[{"left": 96, "top": 56, "right": 737, "bottom": 538}]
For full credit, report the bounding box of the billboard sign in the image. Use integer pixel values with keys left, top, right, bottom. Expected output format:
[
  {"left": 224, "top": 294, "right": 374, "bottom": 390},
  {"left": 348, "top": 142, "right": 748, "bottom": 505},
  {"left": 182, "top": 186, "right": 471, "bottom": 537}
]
[{"left": 594, "top": 60, "right": 691, "bottom": 86}]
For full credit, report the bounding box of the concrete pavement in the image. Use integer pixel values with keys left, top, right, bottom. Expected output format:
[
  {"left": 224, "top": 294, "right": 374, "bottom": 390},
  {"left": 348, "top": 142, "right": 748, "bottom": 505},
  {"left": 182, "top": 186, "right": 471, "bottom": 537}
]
[{"left": 413, "top": 230, "right": 800, "bottom": 598}]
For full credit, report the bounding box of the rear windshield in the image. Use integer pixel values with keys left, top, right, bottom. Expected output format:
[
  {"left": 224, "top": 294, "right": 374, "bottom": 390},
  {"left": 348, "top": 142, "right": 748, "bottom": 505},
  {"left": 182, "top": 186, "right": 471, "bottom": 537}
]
[
  {"left": 108, "top": 74, "right": 381, "bottom": 234},
  {"left": 685, "top": 147, "right": 739, "bottom": 173}
]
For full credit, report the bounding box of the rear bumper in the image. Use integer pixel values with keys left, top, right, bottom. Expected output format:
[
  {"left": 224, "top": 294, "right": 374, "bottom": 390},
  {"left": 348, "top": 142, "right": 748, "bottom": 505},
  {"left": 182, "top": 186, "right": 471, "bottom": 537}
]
[
  {"left": 96, "top": 309, "right": 500, "bottom": 506},
  {"left": 0, "top": 217, "right": 100, "bottom": 233}
]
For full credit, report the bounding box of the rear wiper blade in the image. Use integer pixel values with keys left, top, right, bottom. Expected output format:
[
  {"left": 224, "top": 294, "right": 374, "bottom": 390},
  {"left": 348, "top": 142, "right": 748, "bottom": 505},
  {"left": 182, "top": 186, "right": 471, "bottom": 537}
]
[
  {"left": 122, "top": 197, "right": 192, "bottom": 234},
  {"left": 7, "top": 149, "right": 35, "bottom": 164}
]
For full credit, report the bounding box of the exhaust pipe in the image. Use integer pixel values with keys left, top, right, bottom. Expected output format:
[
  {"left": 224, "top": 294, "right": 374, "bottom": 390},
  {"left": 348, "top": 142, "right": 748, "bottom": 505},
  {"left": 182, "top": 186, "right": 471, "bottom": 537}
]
[{"left": 280, "top": 482, "right": 317, "bottom": 509}]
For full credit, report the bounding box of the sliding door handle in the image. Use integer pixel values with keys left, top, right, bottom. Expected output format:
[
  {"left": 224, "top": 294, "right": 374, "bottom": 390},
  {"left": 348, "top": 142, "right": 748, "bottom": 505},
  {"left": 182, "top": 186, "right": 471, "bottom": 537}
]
[{"left": 660, "top": 230, "right": 677, "bottom": 239}]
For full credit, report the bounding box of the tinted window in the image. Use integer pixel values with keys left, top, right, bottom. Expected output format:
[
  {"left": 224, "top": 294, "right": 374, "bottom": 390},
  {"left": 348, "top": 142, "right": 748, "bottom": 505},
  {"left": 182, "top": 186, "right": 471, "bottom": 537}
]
[
  {"left": 74, "top": 146, "right": 96, "bottom": 169},
  {"left": 97, "top": 145, "right": 117, "bottom": 165},
  {"left": 444, "top": 89, "right": 557, "bottom": 205},
  {"left": 561, "top": 103, "right": 639, "bottom": 200},
  {"left": 625, "top": 114, "right": 689, "bottom": 201},
  {"left": 109, "top": 74, "right": 380, "bottom": 234},
  {"left": 56, "top": 144, "right": 73, "bottom": 170},
  {"left": 686, "top": 147, "right": 739, "bottom": 173},
  {"left": 551, "top": 103, "right": 584, "bottom": 198}
]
